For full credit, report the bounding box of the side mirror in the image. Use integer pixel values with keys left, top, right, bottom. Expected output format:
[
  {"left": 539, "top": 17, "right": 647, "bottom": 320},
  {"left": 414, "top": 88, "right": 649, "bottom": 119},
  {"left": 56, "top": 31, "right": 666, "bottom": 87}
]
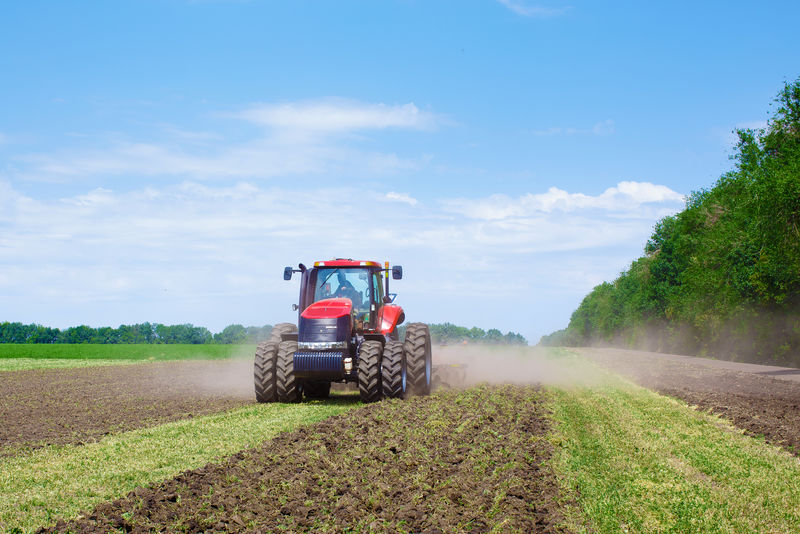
[
  {"left": 392, "top": 265, "right": 403, "bottom": 280},
  {"left": 283, "top": 266, "right": 293, "bottom": 280}
]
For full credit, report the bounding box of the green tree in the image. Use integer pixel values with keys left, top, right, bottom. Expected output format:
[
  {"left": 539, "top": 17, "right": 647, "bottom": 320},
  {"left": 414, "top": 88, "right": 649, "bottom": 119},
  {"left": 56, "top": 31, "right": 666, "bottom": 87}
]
[
  {"left": 553, "top": 77, "right": 800, "bottom": 366},
  {"left": 214, "top": 324, "right": 247, "bottom": 344},
  {"left": 58, "top": 325, "right": 95, "bottom": 344}
]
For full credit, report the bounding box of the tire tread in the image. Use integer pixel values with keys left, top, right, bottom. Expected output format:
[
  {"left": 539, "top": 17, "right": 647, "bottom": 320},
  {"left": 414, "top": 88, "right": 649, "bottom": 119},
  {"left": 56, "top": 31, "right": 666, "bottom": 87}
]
[
  {"left": 404, "top": 322, "right": 431, "bottom": 396},
  {"left": 254, "top": 341, "right": 279, "bottom": 402},
  {"left": 276, "top": 340, "right": 300, "bottom": 402},
  {"left": 358, "top": 341, "right": 383, "bottom": 403},
  {"left": 382, "top": 340, "right": 405, "bottom": 399}
]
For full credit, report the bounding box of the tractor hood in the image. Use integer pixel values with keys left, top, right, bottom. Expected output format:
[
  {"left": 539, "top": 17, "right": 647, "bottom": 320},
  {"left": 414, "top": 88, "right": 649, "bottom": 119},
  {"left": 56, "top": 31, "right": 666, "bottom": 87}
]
[
  {"left": 299, "top": 298, "right": 353, "bottom": 344},
  {"left": 301, "top": 298, "right": 352, "bottom": 319}
]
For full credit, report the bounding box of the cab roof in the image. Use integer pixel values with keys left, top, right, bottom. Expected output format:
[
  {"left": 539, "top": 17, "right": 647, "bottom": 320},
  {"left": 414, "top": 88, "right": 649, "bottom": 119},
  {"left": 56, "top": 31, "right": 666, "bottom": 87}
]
[{"left": 314, "top": 259, "right": 383, "bottom": 268}]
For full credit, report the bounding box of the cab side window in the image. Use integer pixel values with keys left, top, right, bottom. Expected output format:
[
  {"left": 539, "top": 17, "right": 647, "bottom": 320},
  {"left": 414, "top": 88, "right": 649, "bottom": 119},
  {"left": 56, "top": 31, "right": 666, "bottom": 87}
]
[{"left": 372, "top": 272, "right": 384, "bottom": 304}]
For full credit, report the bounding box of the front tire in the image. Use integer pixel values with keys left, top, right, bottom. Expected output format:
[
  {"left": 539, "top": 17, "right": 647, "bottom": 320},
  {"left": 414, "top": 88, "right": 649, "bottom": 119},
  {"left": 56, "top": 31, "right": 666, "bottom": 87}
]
[
  {"left": 276, "top": 340, "right": 301, "bottom": 402},
  {"left": 382, "top": 340, "right": 406, "bottom": 399},
  {"left": 254, "top": 341, "right": 279, "bottom": 403},
  {"left": 358, "top": 340, "right": 383, "bottom": 403},
  {"left": 404, "top": 323, "right": 432, "bottom": 396}
]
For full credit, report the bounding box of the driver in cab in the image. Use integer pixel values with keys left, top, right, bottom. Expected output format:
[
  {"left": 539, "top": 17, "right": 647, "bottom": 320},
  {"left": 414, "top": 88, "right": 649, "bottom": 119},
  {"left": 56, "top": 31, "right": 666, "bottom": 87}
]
[
  {"left": 333, "top": 276, "right": 370, "bottom": 329},
  {"left": 334, "top": 279, "right": 362, "bottom": 307}
]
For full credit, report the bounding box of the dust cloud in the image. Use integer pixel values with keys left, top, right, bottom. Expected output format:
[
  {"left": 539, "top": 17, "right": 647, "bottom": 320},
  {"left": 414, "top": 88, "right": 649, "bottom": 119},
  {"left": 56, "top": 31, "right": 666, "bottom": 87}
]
[
  {"left": 576, "top": 310, "right": 800, "bottom": 369},
  {"left": 432, "top": 345, "right": 608, "bottom": 389},
  {"left": 147, "top": 344, "right": 610, "bottom": 402},
  {"left": 149, "top": 354, "right": 256, "bottom": 400}
]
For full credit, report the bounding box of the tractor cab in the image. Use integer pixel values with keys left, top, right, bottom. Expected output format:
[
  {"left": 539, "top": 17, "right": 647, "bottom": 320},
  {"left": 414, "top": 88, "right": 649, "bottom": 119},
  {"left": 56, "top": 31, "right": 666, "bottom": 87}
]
[
  {"left": 286, "top": 259, "right": 404, "bottom": 338},
  {"left": 310, "top": 265, "right": 383, "bottom": 330}
]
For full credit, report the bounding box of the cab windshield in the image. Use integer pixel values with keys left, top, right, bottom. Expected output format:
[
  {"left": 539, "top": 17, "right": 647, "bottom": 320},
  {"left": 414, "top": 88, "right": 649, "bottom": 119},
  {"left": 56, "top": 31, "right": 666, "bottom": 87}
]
[
  {"left": 312, "top": 267, "right": 385, "bottom": 328},
  {"left": 313, "top": 268, "right": 372, "bottom": 312}
]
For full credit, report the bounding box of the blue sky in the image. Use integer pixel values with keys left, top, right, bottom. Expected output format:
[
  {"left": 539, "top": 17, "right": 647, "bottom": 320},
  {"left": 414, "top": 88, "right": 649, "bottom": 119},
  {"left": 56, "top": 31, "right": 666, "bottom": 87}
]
[{"left": 1, "top": 1, "right": 798, "bottom": 342}]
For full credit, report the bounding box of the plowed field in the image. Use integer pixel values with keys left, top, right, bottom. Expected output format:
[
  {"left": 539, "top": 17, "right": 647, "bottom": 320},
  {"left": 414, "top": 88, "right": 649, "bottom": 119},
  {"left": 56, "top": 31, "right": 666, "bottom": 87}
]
[
  {"left": 6, "top": 347, "right": 800, "bottom": 532},
  {"left": 0, "top": 359, "right": 253, "bottom": 455},
  {"left": 40, "top": 385, "right": 564, "bottom": 533},
  {"left": 576, "top": 347, "right": 800, "bottom": 456}
]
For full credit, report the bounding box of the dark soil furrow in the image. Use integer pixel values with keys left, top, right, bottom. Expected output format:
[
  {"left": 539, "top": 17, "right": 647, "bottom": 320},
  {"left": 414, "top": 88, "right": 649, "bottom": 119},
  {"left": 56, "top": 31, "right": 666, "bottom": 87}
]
[
  {"left": 41, "top": 385, "right": 565, "bottom": 533},
  {"left": 0, "top": 360, "right": 253, "bottom": 455},
  {"left": 579, "top": 348, "right": 800, "bottom": 456}
]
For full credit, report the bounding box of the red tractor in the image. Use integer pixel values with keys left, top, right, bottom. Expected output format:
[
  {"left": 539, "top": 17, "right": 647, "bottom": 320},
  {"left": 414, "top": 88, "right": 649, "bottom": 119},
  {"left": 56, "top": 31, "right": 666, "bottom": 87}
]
[{"left": 254, "top": 259, "right": 432, "bottom": 403}]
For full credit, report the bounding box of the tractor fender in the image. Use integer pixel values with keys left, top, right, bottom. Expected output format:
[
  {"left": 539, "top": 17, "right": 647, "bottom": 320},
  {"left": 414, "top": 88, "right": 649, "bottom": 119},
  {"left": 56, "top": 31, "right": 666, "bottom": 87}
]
[{"left": 378, "top": 305, "right": 405, "bottom": 335}]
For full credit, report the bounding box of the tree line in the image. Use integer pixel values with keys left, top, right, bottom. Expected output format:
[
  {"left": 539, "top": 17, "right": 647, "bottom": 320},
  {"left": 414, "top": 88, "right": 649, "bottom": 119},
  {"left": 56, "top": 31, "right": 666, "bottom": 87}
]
[
  {"left": 0, "top": 322, "right": 274, "bottom": 345},
  {"left": 0, "top": 321, "right": 527, "bottom": 345},
  {"left": 541, "top": 78, "right": 800, "bottom": 367},
  {"left": 423, "top": 323, "right": 527, "bottom": 345}
]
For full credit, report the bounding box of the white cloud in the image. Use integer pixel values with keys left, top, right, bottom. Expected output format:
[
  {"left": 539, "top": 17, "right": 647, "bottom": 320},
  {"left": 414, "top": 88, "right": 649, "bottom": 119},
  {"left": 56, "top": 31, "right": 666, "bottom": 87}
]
[
  {"left": 497, "top": 0, "right": 570, "bottom": 17},
  {"left": 442, "top": 181, "right": 684, "bottom": 220},
  {"left": 0, "top": 178, "right": 683, "bottom": 341},
  {"left": 232, "top": 99, "right": 441, "bottom": 133},
  {"left": 16, "top": 99, "right": 439, "bottom": 181},
  {"left": 0, "top": 179, "right": 682, "bottom": 294},
  {"left": 531, "top": 119, "right": 615, "bottom": 136},
  {"left": 385, "top": 191, "right": 418, "bottom": 206},
  {"left": 25, "top": 140, "right": 335, "bottom": 178},
  {"left": 60, "top": 187, "right": 116, "bottom": 207}
]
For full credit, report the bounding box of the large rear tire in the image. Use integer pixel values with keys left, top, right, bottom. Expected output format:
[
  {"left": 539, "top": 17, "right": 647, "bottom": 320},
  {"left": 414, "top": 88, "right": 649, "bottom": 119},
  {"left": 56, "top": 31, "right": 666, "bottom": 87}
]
[
  {"left": 404, "top": 322, "right": 432, "bottom": 396},
  {"left": 254, "top": 341, "right": 279, "bottom": 402},
  {"left": 358, "top": 340, "right": 383, "bottom": 403},
  {"left": 269, "top": 322, "right": 297, "bottom": 343},
  {"left": 382, "top": 340, "right": 406, "bottom": 399},
  {"left": 276, "top": 340, "right": 301, "bottom": 402}
]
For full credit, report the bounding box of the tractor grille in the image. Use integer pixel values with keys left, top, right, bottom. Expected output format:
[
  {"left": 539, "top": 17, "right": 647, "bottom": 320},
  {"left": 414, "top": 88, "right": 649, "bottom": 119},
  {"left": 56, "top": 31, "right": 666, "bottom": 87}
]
[{"left": 294, "top": 351, "right": 345, "bottom": 375}]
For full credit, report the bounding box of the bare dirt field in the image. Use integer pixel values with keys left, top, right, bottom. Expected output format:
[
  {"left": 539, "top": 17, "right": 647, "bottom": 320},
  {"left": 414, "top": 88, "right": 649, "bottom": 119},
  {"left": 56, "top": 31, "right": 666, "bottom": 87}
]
[
  {"left": 0, "top": 359, "right": 254, "bottom": 455},
  {"left": 575, "top": 347, "right": 800, "bottom": 456},
  {"left": 6, "top": 347, "right": 798, "bottom": 463},
  {"left": 0, "top": 347, "right": 576, "bottom": 457},
  {"left": 40, "top": 385, "right": 565, "bottom": 533},
  {"left": 8, "top": 346, "right": 800, "bottom": 532}
]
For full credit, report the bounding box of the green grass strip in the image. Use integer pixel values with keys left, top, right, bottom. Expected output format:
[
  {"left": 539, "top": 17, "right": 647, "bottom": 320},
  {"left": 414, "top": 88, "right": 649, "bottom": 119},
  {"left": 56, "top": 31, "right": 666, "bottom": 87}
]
[
  {"left": 0, "top": 358, "right": 146, "bottom": 372},
  {"left": 0, "top": 344, "right": 256, "bottom": 362},
  {"left": 547, "top": 355, "right": 800, "bottom": 533},
  {"left": 0, "top": 398, "right": 356, "bottom": 532}
]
